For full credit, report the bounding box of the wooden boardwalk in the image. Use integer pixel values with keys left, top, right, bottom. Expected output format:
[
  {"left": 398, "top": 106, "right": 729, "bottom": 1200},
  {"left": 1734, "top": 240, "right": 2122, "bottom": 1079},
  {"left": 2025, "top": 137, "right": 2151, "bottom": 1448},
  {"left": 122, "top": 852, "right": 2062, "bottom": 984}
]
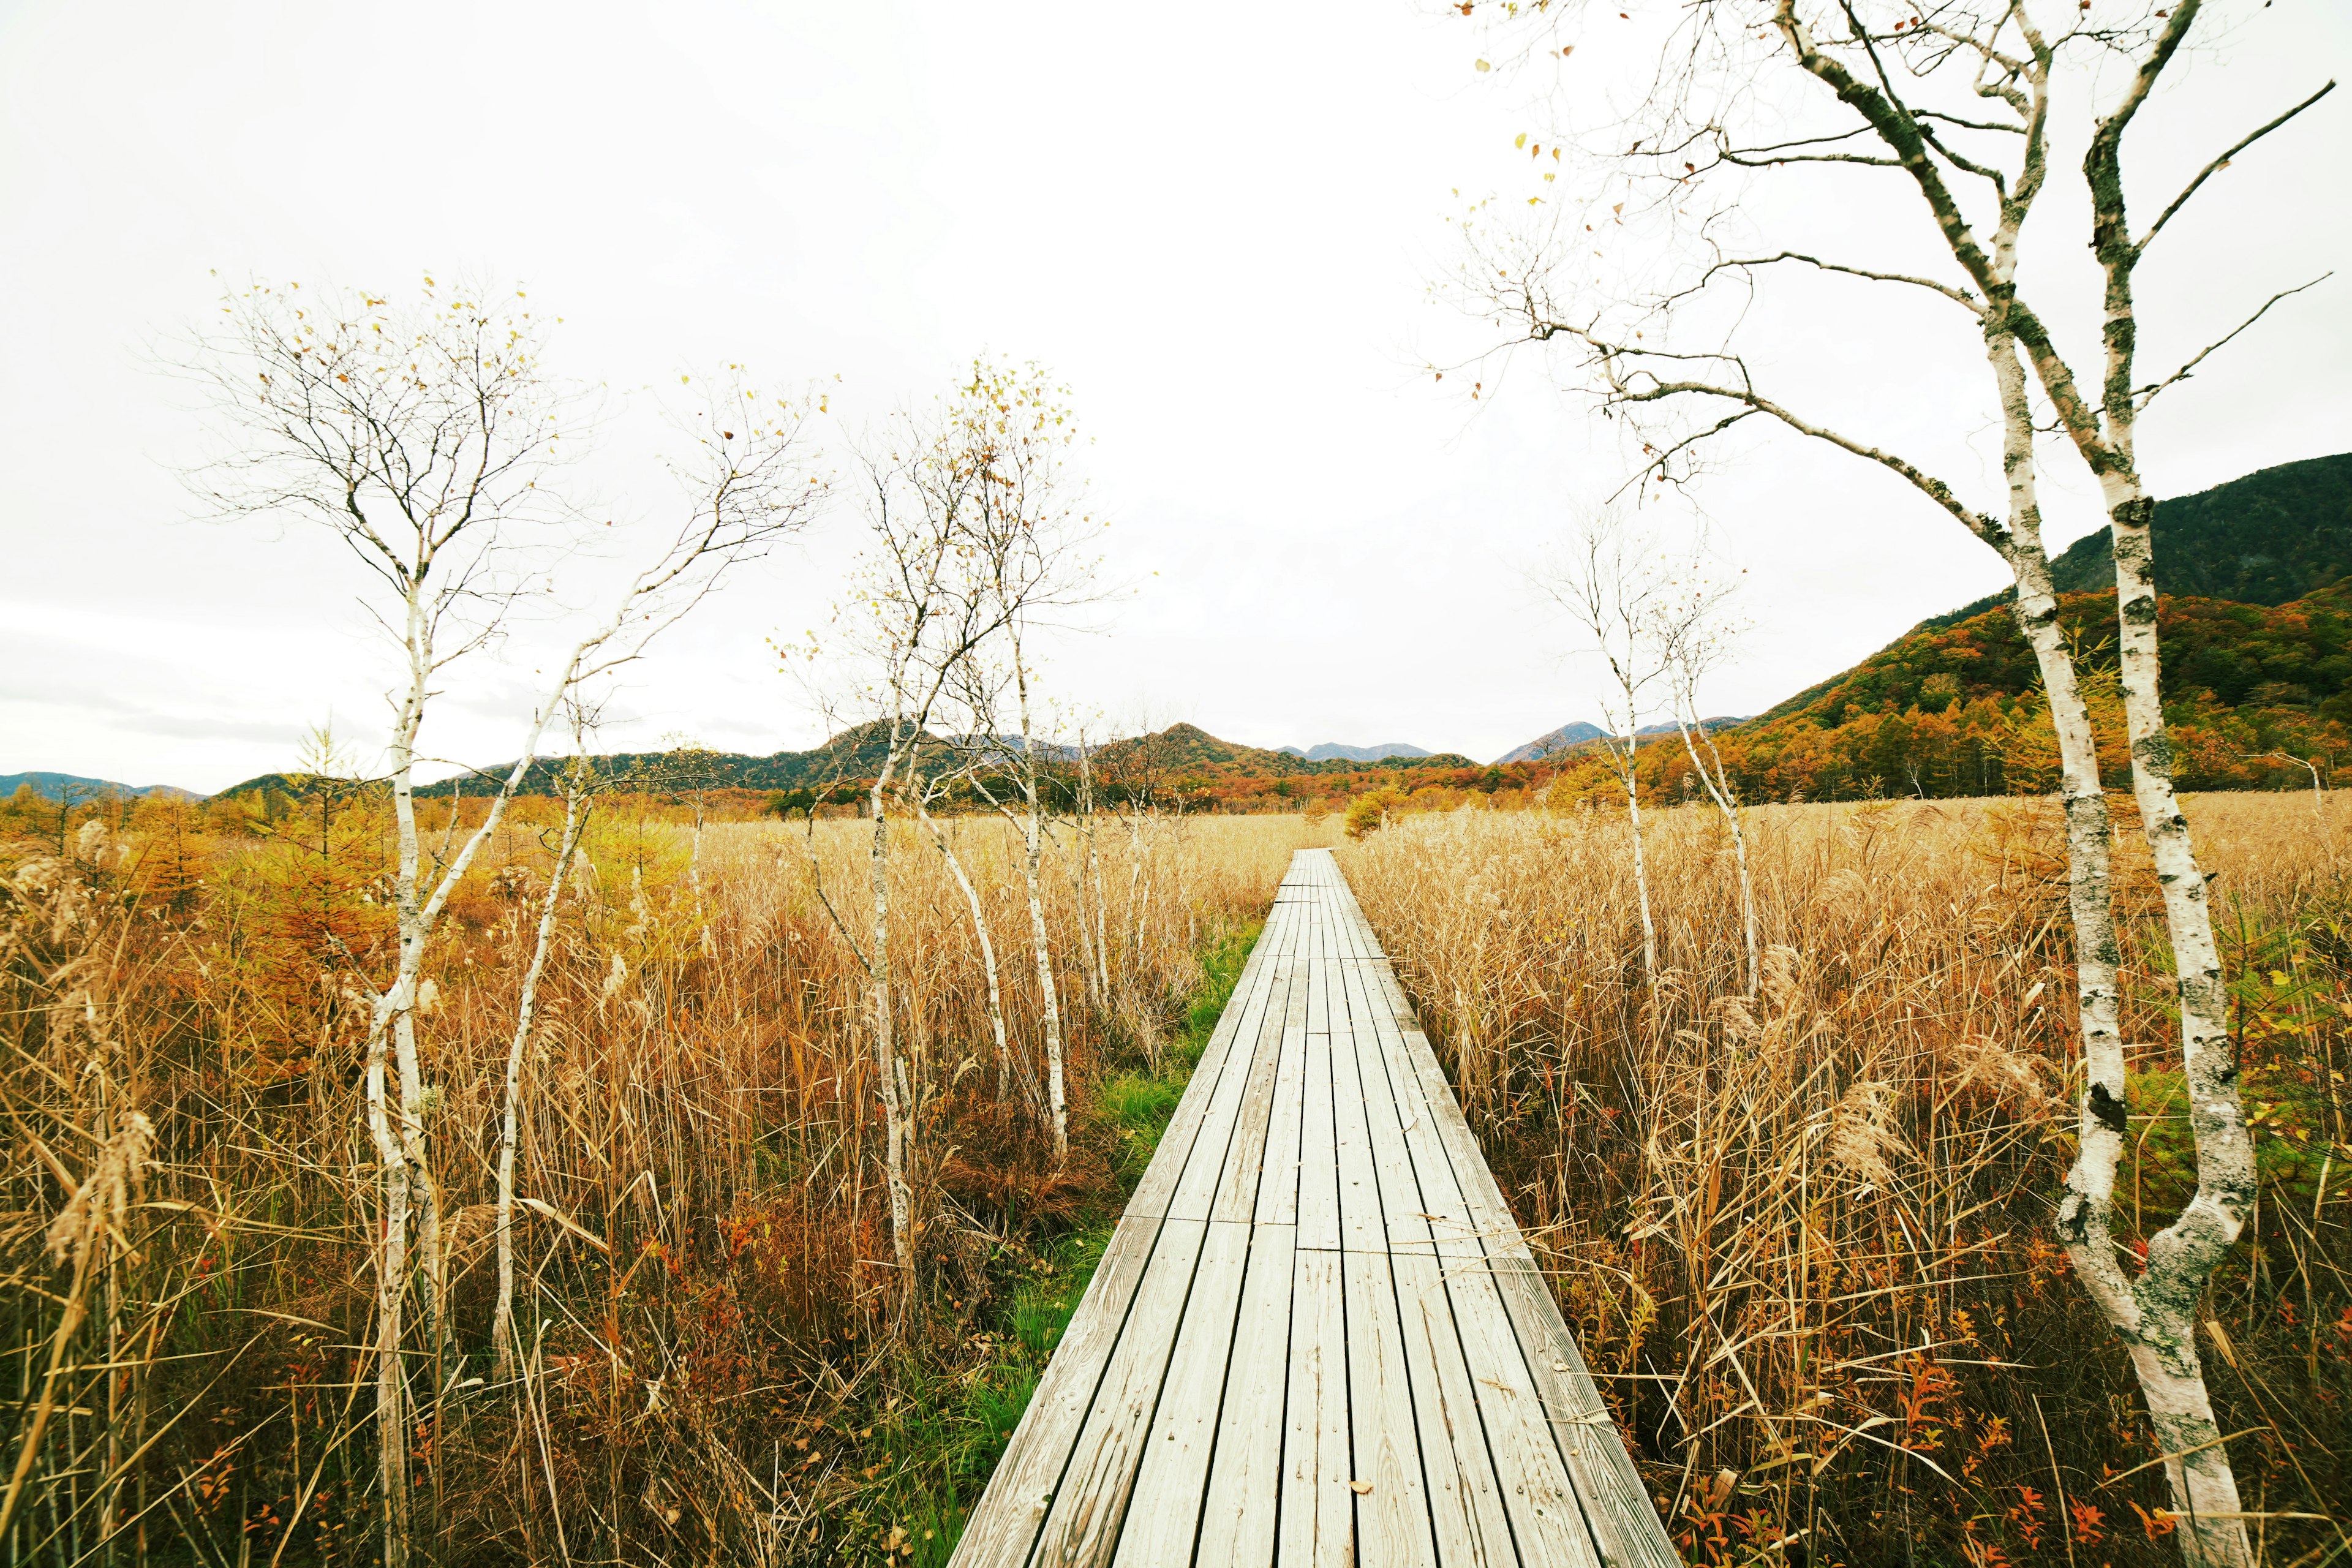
[{"left": 951, "top": 850, "right": 1677, "bottom": 1568}]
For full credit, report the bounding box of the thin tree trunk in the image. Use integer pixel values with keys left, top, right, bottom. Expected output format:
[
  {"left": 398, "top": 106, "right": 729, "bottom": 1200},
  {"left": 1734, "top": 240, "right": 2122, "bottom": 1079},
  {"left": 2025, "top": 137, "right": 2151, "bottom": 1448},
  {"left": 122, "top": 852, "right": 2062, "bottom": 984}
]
[
  {"left": 2102, "top": 488, "right": 2253, "bottom": 1568},
  {"left": 1010, "top": 672, "right": 1069, "bottom": 1160},
  {"left": 868, "top": 734, "right": 916, "bottom": 1307},
  {"left": 1611, "top": 720, "right": 1657, "bottom": 979},
  {"left": 1062, "top": 823, "right": 1099, "bottom": 1012},
  {"left": 492, "top": 779, "right": 590, "bottom": 1380},
  {"left": 918, "top": 797, "right": 1014, "bottom": 1105},
  {"left": 1022, "top": 801, "right": 1068, "bottom": 1159},
  {"left": 1983, "top": 346, "right": 2130, "bottom": 1362},
  {"left": 362, "top": 1012, "right": 411, "bottom": 1568},
  {"left": 1082, "top": 752, "right": 1111, "bottom": 1003},
  {"left": 1672, "top": 714, "right": 1758, "bottom": 997}
]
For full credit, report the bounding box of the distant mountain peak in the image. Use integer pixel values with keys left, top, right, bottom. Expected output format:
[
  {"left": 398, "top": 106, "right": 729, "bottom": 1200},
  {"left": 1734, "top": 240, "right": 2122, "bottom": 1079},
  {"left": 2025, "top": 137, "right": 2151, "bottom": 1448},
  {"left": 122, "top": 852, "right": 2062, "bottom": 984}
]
[
  {"left": 1282, "top": 741, "right": 1434, "bottom": 763},
  {"left": 1491, "top": 722, "right": 1608, "bottom": 765},
  {"left": 1493, "top": 718, "right": 1749, "bottom": 766}
]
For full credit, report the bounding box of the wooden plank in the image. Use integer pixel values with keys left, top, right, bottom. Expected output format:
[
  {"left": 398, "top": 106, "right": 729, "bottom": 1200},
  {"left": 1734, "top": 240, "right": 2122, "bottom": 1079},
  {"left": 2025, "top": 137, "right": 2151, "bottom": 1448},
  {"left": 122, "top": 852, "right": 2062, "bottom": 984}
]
[
  {"left": 1342, "top": 1248, "right": 1438, "bottom": 1567},
  {"left": 1126, "top": 943, "right": 1280, "bottom": 1220},
  {"left": 1340, "top": 959, "right": 1437, "bottom": 1256},
  {"left": 1333, "top": 866, "right": 1680, "bottom": 1568},
  {"left": 1208, "top": 967, "right": 1291, "bottom": 1225},
  {"left": 952, "top": 1214, "right": 1166, "bottom": 1568},
  {"left": 1488, "top": 1253, "right": 1682, "bottom": 1568},
  {"left": 1442, "top": 1250, "right": 1607, "bottom": 1568},
  {"left": 1278, "top": 1248, "right": 1353, "bottom": 1567},
  {"left": 1253, "top": 957, "right": 1311, "bottom": 1228},
  {"left": 1294, "top": 1020, "right": 1340, "bottom": 1251},
  {"left": 1189, "top": 1225, "right": 1294, "bottom": 1568},
  {"left": 1398, "top": 1032, "right": 1676, "bottom": 1562},
  {"left": 1167, "top": 963, "right": 1284, "bottom": 1223},
  {"left": 1392, "top": 1252, "right": 1520, "bottom": 1567},
  {"left": 1329, "top": 1001, "right": 1384, "bottom": 1253},
  {"left": 1356, "top": 990, "right": 1486, "bottom": 1261},
  {"left": 1303, "top": 903, "right": 1332, "bottom": 1039},
  {"left": 1110, "top": 1221, "right": 1253, "bottom": 1566},
  {"left": 1031, "top": 1219, "right": 1213, "bottom": 1568}
]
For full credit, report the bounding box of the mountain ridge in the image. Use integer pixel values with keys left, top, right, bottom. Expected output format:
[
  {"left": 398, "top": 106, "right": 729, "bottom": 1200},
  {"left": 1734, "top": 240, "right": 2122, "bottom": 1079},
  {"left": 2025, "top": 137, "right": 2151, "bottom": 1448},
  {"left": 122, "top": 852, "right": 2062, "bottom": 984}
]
[
  {"left": 2, "top": 771, "right": 201, "bottom": 803},
  {"left": 1277, "top": 741, "right": 1433, "bottom": 763}
]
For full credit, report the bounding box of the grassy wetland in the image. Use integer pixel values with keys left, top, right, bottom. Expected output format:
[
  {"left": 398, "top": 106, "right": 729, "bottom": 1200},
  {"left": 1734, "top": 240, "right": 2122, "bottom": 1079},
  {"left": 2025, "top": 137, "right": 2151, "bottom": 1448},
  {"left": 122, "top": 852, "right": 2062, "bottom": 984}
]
[
  {"left": 0, "top": 798, "right": 1317, "bottom": 1566},
  {"left": 9, "top": 783, "right": 2352, "bottom": 1566},
  {"left": 1343, "top": 792, "right": 2352, "bottom": 1568}
]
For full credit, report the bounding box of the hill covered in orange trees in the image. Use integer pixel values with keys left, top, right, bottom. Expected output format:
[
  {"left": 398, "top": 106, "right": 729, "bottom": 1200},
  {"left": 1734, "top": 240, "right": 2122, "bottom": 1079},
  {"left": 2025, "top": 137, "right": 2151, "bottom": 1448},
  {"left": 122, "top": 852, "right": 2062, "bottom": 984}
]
[
  {"left": 1585, "top": 582, "right": 2352, "bottom": 806},
  {"left": 1555, "top": 450, "right": 2352, "bottom": 806}
]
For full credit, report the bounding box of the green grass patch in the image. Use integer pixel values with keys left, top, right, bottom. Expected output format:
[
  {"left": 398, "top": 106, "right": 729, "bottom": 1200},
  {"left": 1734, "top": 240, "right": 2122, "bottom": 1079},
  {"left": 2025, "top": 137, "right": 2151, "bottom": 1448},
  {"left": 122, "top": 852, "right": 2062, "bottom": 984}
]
[{"left": 862, "top": 919, "right": 1262, "bottom": 1566}]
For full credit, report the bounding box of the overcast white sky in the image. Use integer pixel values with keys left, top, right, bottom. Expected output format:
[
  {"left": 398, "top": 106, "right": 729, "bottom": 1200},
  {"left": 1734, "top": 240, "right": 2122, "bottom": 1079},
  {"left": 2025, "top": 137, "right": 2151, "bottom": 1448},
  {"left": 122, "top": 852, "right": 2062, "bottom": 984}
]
[{"left": 2, "top": 1, "right": 2345, "bottom": 793}]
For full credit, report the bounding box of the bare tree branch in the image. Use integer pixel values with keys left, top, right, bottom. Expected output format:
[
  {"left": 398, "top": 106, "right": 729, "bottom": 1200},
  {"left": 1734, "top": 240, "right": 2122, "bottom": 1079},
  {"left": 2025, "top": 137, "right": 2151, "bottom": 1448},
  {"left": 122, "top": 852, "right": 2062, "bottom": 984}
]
[{"left": 2137, "top": 80, "right": 2337, "bottom": 254}]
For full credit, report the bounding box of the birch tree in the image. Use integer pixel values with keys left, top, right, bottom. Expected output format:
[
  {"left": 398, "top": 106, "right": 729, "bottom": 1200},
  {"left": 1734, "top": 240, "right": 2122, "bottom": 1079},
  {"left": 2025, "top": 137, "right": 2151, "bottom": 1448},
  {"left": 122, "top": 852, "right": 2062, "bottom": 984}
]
[
  {"left": 487, "top": 376, "right": 827, "bottom": 1378},
  {"left": 2033, "top": 15, "right": 2332, "bottom": 1557},
  {"left": 942, "top": 360, "right": 1104, "bottom": 1164},
  {"left": 805, "top": 380, "right": 1016, "bottom": 1302},
  {"left": 188, "top": 279, "right": 560, "bottom": 1561},
  {"left": 1654, "top": 564, "right": 1759, "bottom": 997},
  {"left": 907, "top": 752, "right": 1022, "bottom": 1107},
  {"left": 189, "top": 283, "right": 823, "bottom": 1559},
  {"left": 1539, "top": 513, "right": 1669, "bottom": 980},
  {"left": 1452, "top": 3, "right": 2332, "bottom": 1555}
]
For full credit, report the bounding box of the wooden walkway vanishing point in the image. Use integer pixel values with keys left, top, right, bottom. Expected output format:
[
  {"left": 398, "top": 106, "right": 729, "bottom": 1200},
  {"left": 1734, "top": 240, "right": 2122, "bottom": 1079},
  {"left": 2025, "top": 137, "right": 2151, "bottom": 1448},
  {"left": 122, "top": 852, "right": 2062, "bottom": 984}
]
[{"left": 951, "top": 850, "right": 1678, "bottom": 1568}]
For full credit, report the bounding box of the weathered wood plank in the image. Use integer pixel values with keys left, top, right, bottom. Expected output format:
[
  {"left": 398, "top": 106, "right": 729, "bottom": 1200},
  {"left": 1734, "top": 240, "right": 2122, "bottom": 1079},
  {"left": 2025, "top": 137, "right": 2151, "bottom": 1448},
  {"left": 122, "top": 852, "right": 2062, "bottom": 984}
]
[
  {"left": 1126, "top": 938, "right": 1280, "bottom": 1221},
  {"left": 1294, "top": 1019, "right": 1340, "bottom": 1251},
  {"left": 1442, "top": 1242, "right": 1608, "bottom": 1568},
  {"left": 1343, "top": 1248, "right": 1438, "bottom": 1567},
  {"left": 1167, "top": 963, "right": 1284, "bottom": 1223},
  {"left": 1191, "top": 1224, "right": 1294, "bottom": 1567},
  {"left": 1340, "top": 959, "right": 1437, "bottom": 1256},
  {"left": 1329, "top": 1004, "right": 1385, "bottom": 1252},
  {"left": 1355, "top": 986, "right": 1486, "bottom": 1261},
  {"left": 1392, "top": 1251, "right": 1520, "bottom": 1567},
  {"left": 1330, "top": 860, "right": 1679, "bottom": 1568},
  {"left": 1208, "top": 967, "right": 1291, "bottom": 1226},
  {"left": 1490, "top": 1253, "right": 1684, "bottom": 1568},
  {"left": 1253, "top": 957, "right": 1311, "bottom": 1228},
  {"left": 1031, "top": 1218, "right": 1213, "bottom": 1568},
  {"left": 1110, "top": 1221, "right": 1254, "bottom": 1566},
  {"left": 1278, "top": 1247, "right": 1353, "bottom": 1567}
]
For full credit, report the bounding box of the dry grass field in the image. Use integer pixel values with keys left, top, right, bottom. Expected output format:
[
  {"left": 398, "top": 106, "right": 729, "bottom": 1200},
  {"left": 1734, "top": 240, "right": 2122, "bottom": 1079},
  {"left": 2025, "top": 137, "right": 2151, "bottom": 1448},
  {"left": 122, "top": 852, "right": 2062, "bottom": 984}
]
[
  {"left": 1341, "top": 792, "right": 2351, "bottom": 1568},
  {"left": 0, "top": 803, "right": 1325, "bottom": 1566},
  {"left": 7, "top": 790, "right": 2347, "bottom": 1566}
]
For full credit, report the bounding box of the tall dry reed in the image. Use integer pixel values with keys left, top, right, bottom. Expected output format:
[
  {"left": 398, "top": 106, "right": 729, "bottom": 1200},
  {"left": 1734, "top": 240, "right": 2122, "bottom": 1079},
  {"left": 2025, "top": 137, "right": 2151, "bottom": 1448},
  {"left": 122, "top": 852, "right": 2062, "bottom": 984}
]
[
  {"left": 1343, "top": 793, "right": 2350, "bottom": 1568},
  {"left": 0, "top": 802, "right": 1319, "bottom": 1565}
]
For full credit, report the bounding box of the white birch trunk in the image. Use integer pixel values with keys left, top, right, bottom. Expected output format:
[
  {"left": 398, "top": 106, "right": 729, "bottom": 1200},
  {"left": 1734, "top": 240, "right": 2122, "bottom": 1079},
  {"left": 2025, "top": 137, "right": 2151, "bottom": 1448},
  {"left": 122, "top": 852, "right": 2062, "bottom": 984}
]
[
  {"left": 1608, "top": 701, "right": 1658, "bottom": 979},
  {"left": 1672, "top": 714, "right": 1758, "bottom": 997},
  {"left": 868, "top": 731, "right": 917, "bottom": 1300},
  {"left": 2041, "top": 28, "right": 2260, "bottom": 1552},
  {"left": 1011, "top": 668, "right": 1069, "bottom": 1161},
  {"left": 919, "top": 799, "right": 1014, "bottom": 1105},
  {"left": 1022, "top": 802, "right": 1068, "bottom": 1159},
  {"left": 491, "top": 777, "right": 590, "bottom": 1380},
  {"left": 361, "top": 1012, "right": 411, "bottom": 1568},
  {"left": 2098, "top": 464, "right": 2254, "bottom": 1564}
]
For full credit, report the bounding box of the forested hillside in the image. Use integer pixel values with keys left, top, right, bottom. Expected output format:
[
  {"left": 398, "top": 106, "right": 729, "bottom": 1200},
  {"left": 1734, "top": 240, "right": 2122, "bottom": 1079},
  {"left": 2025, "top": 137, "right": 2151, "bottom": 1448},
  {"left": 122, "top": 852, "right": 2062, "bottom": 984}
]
[
  {"left": 1643, "top": 584, "right": 2352, "bottom": 802},
  {"left": 203, "top": 720, "right": 1490, "bottom": 821},
  {"left": 1919, "top": 451, "right": 2352, "bottom": 631}
]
